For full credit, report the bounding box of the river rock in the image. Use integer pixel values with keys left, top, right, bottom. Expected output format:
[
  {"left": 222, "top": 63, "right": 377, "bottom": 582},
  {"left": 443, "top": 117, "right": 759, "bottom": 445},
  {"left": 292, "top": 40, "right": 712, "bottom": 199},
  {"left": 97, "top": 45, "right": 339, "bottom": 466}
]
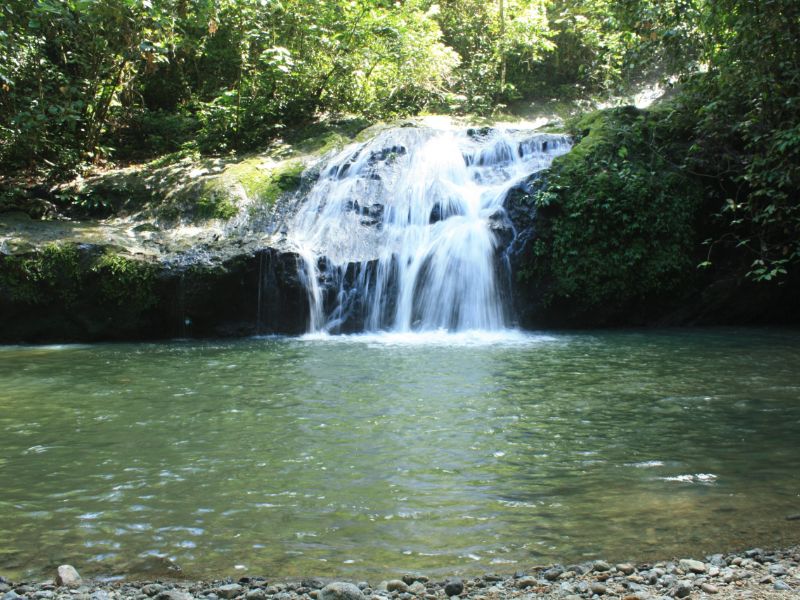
[
  {"left": 593, "top": 560, "right": 611, "bottom": 572},
  {"left": 589, "top": 582, "right": 606, "bottom": 595},
  {"left": 673, "top": 582, "right": 691, "bottom": 598},
  {"left": 246, "top": 590, "right": 267, "bottom": 600},
  {"left": 320, "top": 583, "right": 365, "bottom": 600},
  {"left": 2, "top": 592, "right": 20, "bottom": 600},
  {"left": 515, "top": 577, "right": 537, "bottom": 589},
  {"left": 443, "top": 580, "right": 463, "bottom": 597},
  {"left": 701, "top": 583, "right": 719, "bottom": 594},
  {"left": 303, "top": 580, "right": 326, "bottom": 591},
  {"left": 90, "top": 591, "right": 110, "bottom": 600},
  {"left": 543, "top": 567, "right": 563, "bottom": 581},
  {"left": 157, "top": 592, "right": 193, "bottom": 600},
  {"left": 617, "top": 563, "right": 636, "bottom": 576},
  {"left": 407, "top": 582, "right": 425, "bottom": 596},
  {"left": 774, "top": 580, "right": 792, "bottom": 591},
  {"left": 216, "top": 585, "right": 243, "bottom": 599},
  {"left": 55, "top": 566, "right": 81, "bottom": 588},
  {"left": 679, "top": 559, "right": 706, "bottom": 574},
  {"left": 768, "top": 564, "right": 787, "bottom": 576},
  {"left": 142, "top": 585, "right": 164, "bottom": 596},
  {"left": 385, "top": 581, "right": 408, "bottom": 593}
]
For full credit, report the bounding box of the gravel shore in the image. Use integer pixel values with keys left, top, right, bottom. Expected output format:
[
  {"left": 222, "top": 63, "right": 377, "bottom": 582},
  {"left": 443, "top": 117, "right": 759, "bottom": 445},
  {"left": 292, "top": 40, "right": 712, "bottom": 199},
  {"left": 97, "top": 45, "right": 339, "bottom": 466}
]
[{"left": 2, "top": 546, "right": 798, "bottom": 600}]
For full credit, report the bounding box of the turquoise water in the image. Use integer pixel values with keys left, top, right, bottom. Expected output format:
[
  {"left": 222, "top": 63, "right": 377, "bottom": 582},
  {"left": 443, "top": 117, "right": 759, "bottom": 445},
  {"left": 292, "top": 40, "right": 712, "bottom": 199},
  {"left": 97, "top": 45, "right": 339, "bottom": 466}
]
[{"left": 1, "top": 329, "right": 799, "bottom": 581}]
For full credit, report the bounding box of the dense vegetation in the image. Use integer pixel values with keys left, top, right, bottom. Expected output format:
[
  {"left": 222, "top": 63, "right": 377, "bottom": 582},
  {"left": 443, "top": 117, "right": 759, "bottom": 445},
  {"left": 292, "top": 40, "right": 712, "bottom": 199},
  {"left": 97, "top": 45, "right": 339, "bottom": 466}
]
[{"left": 1, "top": 0, "right": 799, "bottom": 317}]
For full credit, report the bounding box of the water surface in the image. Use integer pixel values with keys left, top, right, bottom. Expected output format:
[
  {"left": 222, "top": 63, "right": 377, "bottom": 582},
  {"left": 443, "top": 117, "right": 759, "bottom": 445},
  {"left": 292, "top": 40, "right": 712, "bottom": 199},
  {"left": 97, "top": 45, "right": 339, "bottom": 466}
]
[{"left": 1, "top": 328, "right": 799, "bottom": 580}]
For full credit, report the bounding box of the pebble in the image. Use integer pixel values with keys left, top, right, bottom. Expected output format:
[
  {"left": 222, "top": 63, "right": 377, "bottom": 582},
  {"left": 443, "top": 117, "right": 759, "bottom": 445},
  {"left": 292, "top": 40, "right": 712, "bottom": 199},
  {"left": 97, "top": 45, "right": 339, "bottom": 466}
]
[
  {"left": 407, "top": 583, "right": 425, "bottom": 596},
  {"left": 593, "top": 561, "right": 611, "bottom": 572},
  {"left": 673, "top": 582, "right": 691, "bottom": 598},
  {"left": 217, "top": 586, "right": 243, "bottom": 600},
  {"left": 142, "top": 586, "right": 164, "bottom": 597},
  {"left": 543, "top": 567, "right": 563, "bottom": 581},
  {"left": 385, "top": 582, "right": 408, "bottom": 594},
  {"left": 774, "top": 580, "right": 792, "bottom": 591},
  {"left": 701, "top": 583, "right": 719, "bottom": 594},
  {"left": 55, "top": 566, "right": 82, "bottom": 588},
  {"left": 617, "top": 564, "right": 635, "bottom": 576},
  {"left": 589, "top": 582, "right": 606, "bottom": 595},
  {"left": 246, "top": 590, "right": 267, "bottom": 600},
  {"left": 443, "top": 580, "right": 463, "bottom": 597},
  {"left": 679, "top": 559, "right": 706, "bottom": 574},
  {"left": 320, "top": 583, "right": 365, "bottom": 600},
  {"left": 768, "top": 564, "right": 787, "bottom": 576},
  {"left": 515, "top": 577, "right": 536, "bottom": 590}
]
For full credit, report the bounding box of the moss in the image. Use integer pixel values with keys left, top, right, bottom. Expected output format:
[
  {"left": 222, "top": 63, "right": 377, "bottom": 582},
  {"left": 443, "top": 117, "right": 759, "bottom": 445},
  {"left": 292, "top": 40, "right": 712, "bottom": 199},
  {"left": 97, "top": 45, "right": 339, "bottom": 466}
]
[
  {"left": 0, "top": 243, "right": 84, "bottom": 305},
  {"left": 522, "top": 106, "right": 704, "bottom": 322},
  {"left": 92, "top": 252, "right": 158, "bottom": 311},
  {"left": 195, "top": 179, "right": 239, "bottom": 220}
]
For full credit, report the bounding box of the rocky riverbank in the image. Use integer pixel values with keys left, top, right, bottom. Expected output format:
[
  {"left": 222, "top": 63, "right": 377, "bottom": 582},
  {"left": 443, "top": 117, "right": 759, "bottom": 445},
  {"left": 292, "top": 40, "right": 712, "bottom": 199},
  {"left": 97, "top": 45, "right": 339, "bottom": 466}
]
[{"left": 2, "top": 547, "right": 798, "bottom": 600}]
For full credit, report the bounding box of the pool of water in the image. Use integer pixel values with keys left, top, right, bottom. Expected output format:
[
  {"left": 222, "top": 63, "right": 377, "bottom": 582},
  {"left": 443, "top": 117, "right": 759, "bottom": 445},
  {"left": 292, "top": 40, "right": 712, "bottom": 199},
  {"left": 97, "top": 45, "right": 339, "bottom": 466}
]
[{"left": 1, "top": 328, "right": 799, "bottom": 581}]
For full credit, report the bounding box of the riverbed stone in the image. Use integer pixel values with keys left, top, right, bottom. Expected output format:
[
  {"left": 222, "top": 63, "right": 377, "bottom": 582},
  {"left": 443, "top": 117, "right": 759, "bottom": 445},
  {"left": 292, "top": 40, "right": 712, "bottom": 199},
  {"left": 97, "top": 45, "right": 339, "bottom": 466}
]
[
  {"left": 617, "top": 564, "right": 635, "bottom": 576},
  {"left": 593, "top": 561, "right": 611, "bottom": 572},
  {"left": 768, "top": 564, "right": 787, "bottom": 576},
  {"left": 320, "top": 583, "right": 365, "bottom": 600},
  {"left": 443, "top": 580, "right": 463, "bottom": 597},
  {"left": 157, "top": 591, "right": 193, "bottom": 600},
  {"left": 55, "top": 566, "right": 82, "bottom": 588},
  {"left": 589, "top": 582, "right": 606, "bottom": 595},
  {"left": 679, "top": 559, "right": 706, "bottom": 574},
  {"left": 774, "top": 580, "right": 792, "bottom": 591},
  {"left": 216, "top": 585, "right": 242, "bottom": 600},
  {"left": 386, "top": 581, "right": 408, "bottom": 594},
  {"left": 246, "top": 590, "right": 266, "bottom": 600},
  {"left": 543, "top": 567, "right": 563, "bottom": 581},
  {"left": 2, "top": 592, "right": 20, "bottom": 600},
  {"left": 515, "top": 577, "right": 536, "bottom": 589},
  {"left": 407, "top": 582, "right": 425, "bottom": 596},
  {"left": 673, "top": 582, "right": 691, "bottom": 598}
]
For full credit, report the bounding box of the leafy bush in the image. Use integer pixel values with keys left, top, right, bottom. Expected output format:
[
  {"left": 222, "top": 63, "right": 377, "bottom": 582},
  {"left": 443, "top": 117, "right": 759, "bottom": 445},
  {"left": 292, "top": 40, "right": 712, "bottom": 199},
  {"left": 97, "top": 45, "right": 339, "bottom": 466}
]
[{"left": 523, "top": 106, "right": 702, "bottom": 321}]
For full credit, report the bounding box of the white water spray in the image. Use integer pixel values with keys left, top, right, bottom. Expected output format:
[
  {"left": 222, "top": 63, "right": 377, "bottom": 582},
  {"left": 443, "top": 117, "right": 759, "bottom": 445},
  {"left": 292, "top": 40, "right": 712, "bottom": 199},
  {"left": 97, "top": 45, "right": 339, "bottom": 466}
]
[{"left": 286, "top": 125, "right": 570, "bottom": 333}]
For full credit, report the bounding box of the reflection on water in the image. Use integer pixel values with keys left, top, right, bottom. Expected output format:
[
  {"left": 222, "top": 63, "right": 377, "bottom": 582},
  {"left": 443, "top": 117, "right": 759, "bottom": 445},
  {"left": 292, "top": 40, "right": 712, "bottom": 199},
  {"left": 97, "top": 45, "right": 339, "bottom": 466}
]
[{"left": 0, "top": 328, "right": 799, "bottom": 580}]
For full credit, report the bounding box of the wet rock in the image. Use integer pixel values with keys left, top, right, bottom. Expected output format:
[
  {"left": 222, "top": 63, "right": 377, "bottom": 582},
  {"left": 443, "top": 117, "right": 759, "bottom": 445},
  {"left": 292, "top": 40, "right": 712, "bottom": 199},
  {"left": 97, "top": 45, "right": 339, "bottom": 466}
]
[
  {"left": 320, "top": 583, "right": 365, "bottom": 600},
  {"left": 407, "top": 583, "right": 425, "bottom": 596},
  {"left": 443, "top": 580, "right": 463, "bottom": 597},
  {"left": 589, "top": 582, "right": 607, "bottom": 595},
  {"left": 216, "top": 585, "right": 243, "bottom": 600},
  {"left": 2, "top": 592, "right": 21, "bottom": 600},
  {"left": 516, "top": 577, "right": 537, "bottom": 589},
  {"left": 55, "top": 566, "right": 82, "bottom": 588},
  {"left": 157, "top": 592, "right": 193, "bottom": 600},
  {"left": 679, "top": 559, "right": 706, "bottom": 574},
  {"left": 543, "top": 567, "right": 563, "bottom": 581},
  {"left": 673, "top": 581, "right": 692, "bottom": 598},
  {"left": 593, "top": 560, "right": 611, "bottom": 572},
  {"left": 385, "top": 581, "right": 408, "bottom": 594},
  {"left": 617, "top": 564, "right": 636, "bottom": 576},
  {"left": 768, "top": 564, "right": 787, "bottom": 576}
]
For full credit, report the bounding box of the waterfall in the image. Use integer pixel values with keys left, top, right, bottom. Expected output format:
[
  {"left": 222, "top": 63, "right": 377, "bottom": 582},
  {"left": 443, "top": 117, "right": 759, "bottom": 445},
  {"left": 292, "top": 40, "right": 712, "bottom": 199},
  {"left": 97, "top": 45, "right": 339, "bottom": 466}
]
[{"left": 284, "top": 125, "right": 571, "bottom": 333}]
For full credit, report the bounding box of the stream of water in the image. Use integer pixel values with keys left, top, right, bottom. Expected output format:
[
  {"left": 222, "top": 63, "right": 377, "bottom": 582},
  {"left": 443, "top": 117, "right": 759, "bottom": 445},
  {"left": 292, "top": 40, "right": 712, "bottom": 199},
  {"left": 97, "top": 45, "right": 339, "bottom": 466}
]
[
  {"left": 283, "top": 126, "right": 570, "bottom": 333},
  {"left": 1, "top": 329, "right": 799, "bottom": 581}
]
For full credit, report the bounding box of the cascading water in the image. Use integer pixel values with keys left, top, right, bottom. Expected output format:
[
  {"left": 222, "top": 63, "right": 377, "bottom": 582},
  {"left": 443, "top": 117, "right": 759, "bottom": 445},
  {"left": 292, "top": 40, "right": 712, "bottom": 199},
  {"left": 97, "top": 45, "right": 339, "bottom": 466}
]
[{"left": 283, "top": 125, "right": 571, "bottom": 333}]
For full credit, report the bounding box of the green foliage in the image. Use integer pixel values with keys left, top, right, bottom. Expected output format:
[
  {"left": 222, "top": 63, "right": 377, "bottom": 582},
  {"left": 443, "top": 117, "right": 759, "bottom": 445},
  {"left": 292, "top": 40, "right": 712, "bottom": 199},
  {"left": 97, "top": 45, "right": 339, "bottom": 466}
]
[
  {"left": 0, "top": 243, "right": 83, "bottom": 305},
  {"left": 525, "top": 107, "right": 702, "bottom": 317},
  {"left": 93, "top": 252, "right": 157, "bottom": 310}
]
